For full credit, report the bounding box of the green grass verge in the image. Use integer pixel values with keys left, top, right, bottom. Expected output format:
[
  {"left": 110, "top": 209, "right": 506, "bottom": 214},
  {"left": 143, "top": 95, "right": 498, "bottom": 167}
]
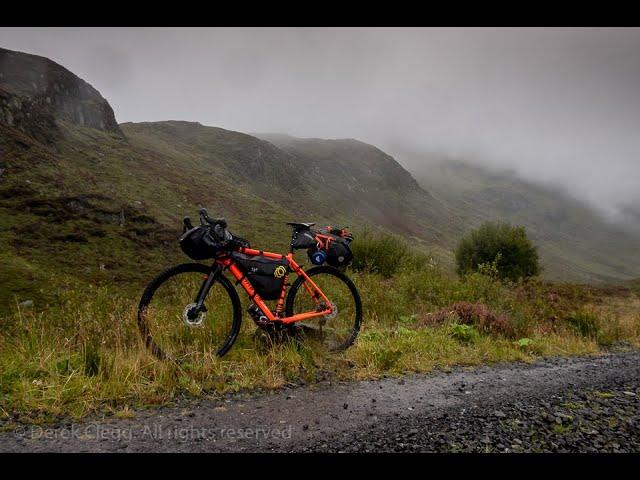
[{"left": 1, "top": 261, "right": 637, "bottom": 425}]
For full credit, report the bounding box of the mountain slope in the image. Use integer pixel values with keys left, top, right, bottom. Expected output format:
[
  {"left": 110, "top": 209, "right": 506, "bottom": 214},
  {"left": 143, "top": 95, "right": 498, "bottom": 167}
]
[
  {"left": 0, "top": 47, "right": 121, "bottom": 143},
  {"left": 400, "top": 155, "right": 640, "bottom": 283},
  {"left": 255, "top": 133, "right": 455, "bottom": 245},
  {"left": 1, "top": 46, "right": 639, "bottom": 313},
  {"left": 0, "top": 48, "right": 451, "bottom": 310}
]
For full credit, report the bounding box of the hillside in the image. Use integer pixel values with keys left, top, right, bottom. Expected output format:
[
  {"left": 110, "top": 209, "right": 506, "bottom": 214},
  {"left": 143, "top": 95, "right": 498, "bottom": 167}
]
[
  {"left": 1, "top": 46, "right": 640, "bottom": 313},
  {"left": 399, "top": 155, "right": 640, "bottom": 283},
  {"left": 0, "top": 47, "right": 121, "bottom": 143},
  {"left": 255, "top": 133, "right": 456, "bottom": 244},
  {"left": 0, "top": 48, "right": 452, "bottom": 310}
]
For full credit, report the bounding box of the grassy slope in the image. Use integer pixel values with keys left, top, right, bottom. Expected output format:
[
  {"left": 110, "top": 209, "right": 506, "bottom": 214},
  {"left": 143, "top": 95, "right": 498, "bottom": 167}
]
[
  {"left": 403, "top": 158, "right": 640, "bottom": 284},
  {"left": 255, "top": 133, "right": 456, "bottom": 263},
  {"left": 0, "top": 120, "right": 302, "bottom": 311},
  {"left": 3, "top": 120, "right": 639, "bottom": 315},
  {"left": 1, "top": 120, "right": 458, "bottom": 311},
  {"left": 2, "top": 252, "right": 638, "bottom": 422}
]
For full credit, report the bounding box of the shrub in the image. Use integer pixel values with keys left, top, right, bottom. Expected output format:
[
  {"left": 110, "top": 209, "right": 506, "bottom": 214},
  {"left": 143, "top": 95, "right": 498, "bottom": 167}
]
[
  {"left": 420, "top": 301, "right": 515, "bottom": 338},
  {"left": 455, "top": 222, "right": 540, "bottom": 282},
  {"left": 351, "top": 228, "right": 409, "bottom": 278}
]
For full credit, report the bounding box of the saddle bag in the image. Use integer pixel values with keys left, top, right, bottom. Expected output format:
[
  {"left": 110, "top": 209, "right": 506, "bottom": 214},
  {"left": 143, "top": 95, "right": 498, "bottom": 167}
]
[{"left": 310, "top": 226, "right": 354, "bottom": 267}]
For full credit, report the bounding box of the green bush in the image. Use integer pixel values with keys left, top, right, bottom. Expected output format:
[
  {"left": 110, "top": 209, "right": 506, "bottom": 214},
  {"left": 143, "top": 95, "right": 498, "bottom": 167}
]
[
  {"left": 455, "top": 222, "right": 540, "bottom": 282},
  {"left": 351, "top": 228, "right": 409, "bottom": 278}
]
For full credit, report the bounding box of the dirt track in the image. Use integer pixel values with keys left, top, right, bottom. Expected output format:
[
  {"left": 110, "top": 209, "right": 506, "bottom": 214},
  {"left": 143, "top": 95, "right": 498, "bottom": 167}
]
[{"left": 1, "top": 352, "right": 639, "bottom": 452}]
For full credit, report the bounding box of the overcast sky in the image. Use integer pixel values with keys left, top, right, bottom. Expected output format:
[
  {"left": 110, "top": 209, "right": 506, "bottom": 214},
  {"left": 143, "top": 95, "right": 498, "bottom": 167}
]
[{"left": 1, "top": 27, "right": 639, "bottom": 216}]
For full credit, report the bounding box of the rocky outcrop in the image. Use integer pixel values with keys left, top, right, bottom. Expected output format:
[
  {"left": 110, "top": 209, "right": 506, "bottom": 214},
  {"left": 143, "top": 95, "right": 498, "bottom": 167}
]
[{"left": 0, "top": 47, "right": 122, "bottom": 142}]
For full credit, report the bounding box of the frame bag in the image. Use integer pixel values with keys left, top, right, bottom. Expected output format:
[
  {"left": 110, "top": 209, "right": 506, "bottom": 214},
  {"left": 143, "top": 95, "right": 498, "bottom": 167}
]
[{"left": 232, "top": 252, "right": 288, "bottom": 300}]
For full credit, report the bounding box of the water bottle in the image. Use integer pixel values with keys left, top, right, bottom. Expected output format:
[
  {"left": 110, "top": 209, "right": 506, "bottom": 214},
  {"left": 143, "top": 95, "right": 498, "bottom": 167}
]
[{"left": 310, "top": 249, "right": 327, "bottom": 265}]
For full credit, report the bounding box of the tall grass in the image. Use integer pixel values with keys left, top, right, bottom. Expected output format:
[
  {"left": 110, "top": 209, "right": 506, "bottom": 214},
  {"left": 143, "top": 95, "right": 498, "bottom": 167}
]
[{"left": 0, "top": 238, "right": 638, "bottom": 423}]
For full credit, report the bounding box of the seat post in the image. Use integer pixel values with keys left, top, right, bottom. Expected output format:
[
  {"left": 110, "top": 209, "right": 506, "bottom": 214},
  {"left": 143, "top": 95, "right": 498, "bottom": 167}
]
[{"left": 289, "top": 227, "right": 297, "bottom": 254}]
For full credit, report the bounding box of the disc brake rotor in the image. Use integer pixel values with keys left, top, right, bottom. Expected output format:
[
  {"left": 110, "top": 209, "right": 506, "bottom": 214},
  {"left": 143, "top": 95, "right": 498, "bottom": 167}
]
[
  {"left": 323, "top": 301, "right": 338, "bottom": 320},
  {"left": 183, "top": 303, "right": 206, "bottom": 327}
]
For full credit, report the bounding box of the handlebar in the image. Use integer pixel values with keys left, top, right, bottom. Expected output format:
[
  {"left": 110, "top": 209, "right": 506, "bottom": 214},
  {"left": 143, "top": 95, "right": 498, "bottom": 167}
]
[
  {"left": 199, "top": 208, "right": 227, "bottom": 228},
  {"left": 183, "top": 207, "right": 249, "bottom": 249},
  {"left": 197, "top": 208, "right": 230, "bottom": 243}
]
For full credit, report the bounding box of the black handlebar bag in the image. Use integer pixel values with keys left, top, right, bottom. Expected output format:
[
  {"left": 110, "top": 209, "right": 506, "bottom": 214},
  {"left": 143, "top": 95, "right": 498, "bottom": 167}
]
[
  {"left": 179, "top": 226, "right": 223, "bottom": 260},
  {"left": 313, "top": 227, "right": 354, "bottom": 267}
]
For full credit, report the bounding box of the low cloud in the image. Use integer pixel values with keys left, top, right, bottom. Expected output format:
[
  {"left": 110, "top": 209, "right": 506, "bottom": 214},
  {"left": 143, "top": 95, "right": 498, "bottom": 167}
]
[{"left": 1, "top": 27, "right": 639, "bottom": 215}]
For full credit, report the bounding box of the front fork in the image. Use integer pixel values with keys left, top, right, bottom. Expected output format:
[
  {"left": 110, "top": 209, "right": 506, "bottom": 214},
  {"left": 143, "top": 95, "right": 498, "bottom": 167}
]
[{"left": 192, "top": 264, "right": 223, "bottom": 316}]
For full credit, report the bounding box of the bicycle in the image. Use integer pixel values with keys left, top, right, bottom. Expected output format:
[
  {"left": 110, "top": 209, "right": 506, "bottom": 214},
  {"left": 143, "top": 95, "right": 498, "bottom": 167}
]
[{"left": 137, "top": 208, "right": 362, "bottom": 361}]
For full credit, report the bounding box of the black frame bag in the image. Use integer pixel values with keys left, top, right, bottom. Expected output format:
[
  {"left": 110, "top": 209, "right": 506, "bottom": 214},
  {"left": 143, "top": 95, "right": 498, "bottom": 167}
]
[{"left": 232, "top": 252, "right": 288, "bottom": 300}]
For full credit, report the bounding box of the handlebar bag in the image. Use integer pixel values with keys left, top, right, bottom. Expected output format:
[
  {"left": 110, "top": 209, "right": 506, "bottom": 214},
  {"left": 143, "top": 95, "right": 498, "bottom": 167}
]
[
  {"left": 324, "top": 237, "right": 353, "bottom": 267},
  {"left": 232, "top": 252, "right": 288, "bottom": 300},
  {"left": 179, "top": 225, "right": 222, "bottom": 260}
]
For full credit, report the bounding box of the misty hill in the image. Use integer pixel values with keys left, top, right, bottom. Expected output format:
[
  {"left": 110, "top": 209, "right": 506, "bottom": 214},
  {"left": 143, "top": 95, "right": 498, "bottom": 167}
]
[
  {"left": 0, "top": 48, "right": 453, "bottom": 308},
  {"left": 255, "top": 133, "right": 455, "bottom": 243},
  {"left": 1, "top": 47, "right": 639, "bottom": 310},
  {"left": 618, "top": 203, "right": 640, "bottom": 236},
  {"left": 401, "top": 156, "right": 640, "bottom": 283}
]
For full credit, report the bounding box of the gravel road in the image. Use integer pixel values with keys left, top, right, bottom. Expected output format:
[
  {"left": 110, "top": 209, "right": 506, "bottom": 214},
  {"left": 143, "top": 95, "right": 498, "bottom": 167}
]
[{"left": 1, "top": 352, "right": 639, "bottom": 453}]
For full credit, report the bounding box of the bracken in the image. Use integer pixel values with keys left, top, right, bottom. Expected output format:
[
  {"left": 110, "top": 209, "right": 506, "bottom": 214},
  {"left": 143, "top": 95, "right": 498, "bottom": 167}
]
[{"left": 419, "top": 301, "right": 515, "bottom": 338}]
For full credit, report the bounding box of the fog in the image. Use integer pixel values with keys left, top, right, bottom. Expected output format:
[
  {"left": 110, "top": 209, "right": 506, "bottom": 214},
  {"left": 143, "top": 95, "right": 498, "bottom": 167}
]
[{"left": 1, "top": 27, "right": 639, "bottom": 216}]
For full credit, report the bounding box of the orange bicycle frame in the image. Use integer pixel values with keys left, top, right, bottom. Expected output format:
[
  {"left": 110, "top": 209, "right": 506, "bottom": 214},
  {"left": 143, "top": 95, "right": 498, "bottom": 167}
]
[{"left": 216, "top": 247, "right": 333, "bottom": 324}]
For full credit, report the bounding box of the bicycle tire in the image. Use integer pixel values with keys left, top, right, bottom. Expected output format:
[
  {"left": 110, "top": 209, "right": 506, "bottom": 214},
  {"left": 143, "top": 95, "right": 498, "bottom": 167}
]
[
  {"left": 285, "top": 265, "right": 362, "bottom": 352},
  {"left": 137, "top": 263, "right": 242, "bottom": 360}
]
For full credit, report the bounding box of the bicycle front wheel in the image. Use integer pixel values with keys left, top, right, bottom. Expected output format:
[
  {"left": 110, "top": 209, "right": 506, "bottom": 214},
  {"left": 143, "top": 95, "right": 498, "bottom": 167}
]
[
  {"left": 285, "top": 265, "right": 362, "bottom": 352},
  {"left": 137, "top": 263, "right": 242, "bottom": 361}
]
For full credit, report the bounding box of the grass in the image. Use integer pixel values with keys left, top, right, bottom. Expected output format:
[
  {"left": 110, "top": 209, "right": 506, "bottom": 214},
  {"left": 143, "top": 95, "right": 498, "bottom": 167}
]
[
  {"left": 1, "top": 123, "right": 639, "bottom": 424},
  {"left": 1, "top": 257, "right": 638, "bottom": 426},
  {"left": 2, "top": 78, "right": 639, "bottom": 429}
]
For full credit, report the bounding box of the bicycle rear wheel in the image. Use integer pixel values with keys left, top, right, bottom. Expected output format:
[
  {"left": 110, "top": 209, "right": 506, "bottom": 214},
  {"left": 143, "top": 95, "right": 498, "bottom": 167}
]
[
  {"left": 285, "top": 265, "right": 362, "bottom": 352},
  {"left": 137, "top": 263, "right": 242, "bottom": 361}
]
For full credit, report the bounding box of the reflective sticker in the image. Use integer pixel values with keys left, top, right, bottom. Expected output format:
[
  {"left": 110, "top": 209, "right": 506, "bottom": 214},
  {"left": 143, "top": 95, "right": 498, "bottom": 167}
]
[{"left": 274, "top": 265, "right": 287, "bottom": 278}]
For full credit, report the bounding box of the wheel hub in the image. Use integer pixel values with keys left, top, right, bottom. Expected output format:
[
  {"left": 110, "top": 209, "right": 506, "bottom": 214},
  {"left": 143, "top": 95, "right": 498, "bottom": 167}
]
[
  {"left": 322, "top": 301, "right": 338, "bottom": 320},
  {"left": 183, "top": 303, "right": 206, "bottom": 327}
]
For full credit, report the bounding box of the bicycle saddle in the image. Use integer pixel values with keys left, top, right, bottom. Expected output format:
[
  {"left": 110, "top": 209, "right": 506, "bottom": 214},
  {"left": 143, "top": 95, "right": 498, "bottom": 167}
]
[{"left": 286, "top": 222, "right": 315, "bottom": 231}]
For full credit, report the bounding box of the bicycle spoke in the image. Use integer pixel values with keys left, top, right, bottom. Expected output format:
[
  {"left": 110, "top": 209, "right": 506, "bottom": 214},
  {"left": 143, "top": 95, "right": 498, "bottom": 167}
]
[
  {"left": 139, "top": 266, "right": 240, "bottom": 360},
  {"left": 289, "top": 268, "right": 361, "bottom": 352}
]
